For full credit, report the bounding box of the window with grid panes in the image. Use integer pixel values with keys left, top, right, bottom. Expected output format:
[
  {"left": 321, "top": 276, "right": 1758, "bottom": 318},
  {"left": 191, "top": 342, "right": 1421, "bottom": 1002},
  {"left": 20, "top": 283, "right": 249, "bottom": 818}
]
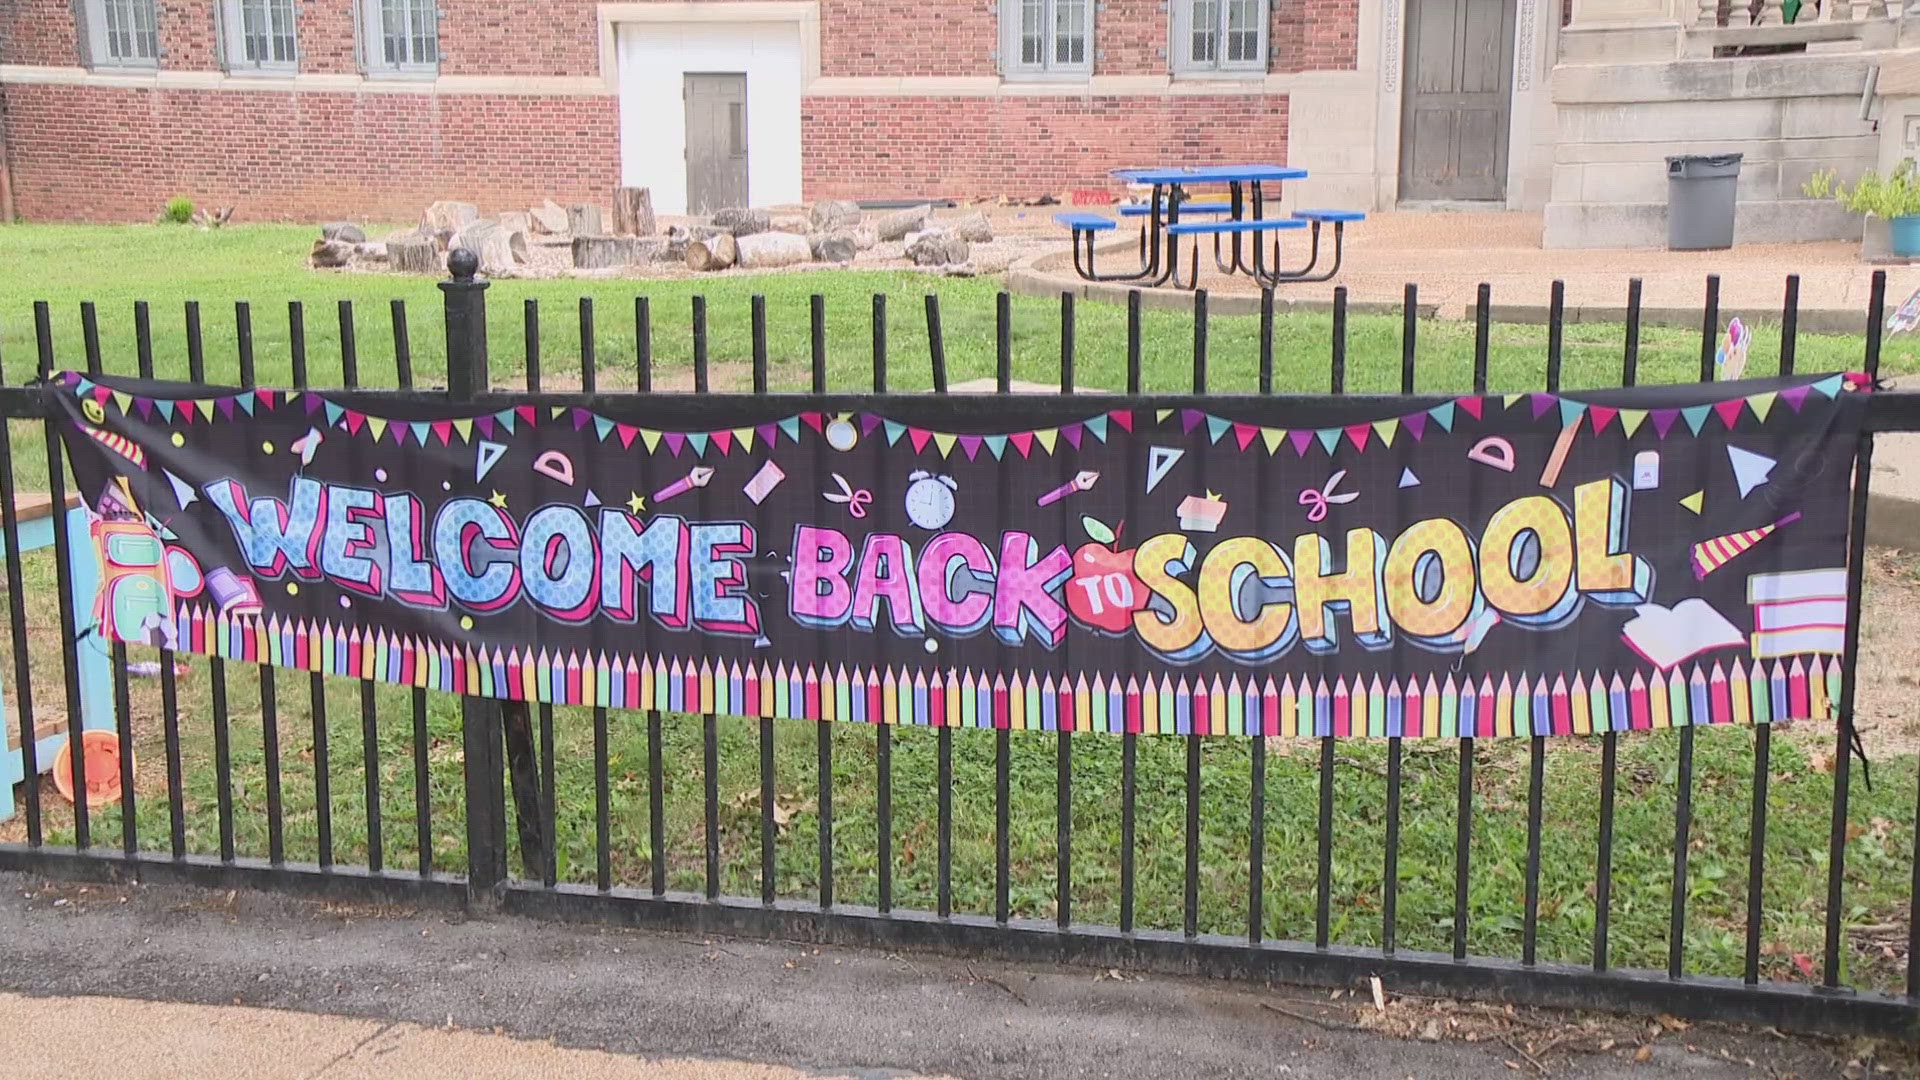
[
  {"left": 82, "top": 0, "right": 160, "bottom": 68},
  {"left": 361, "top": 0, "right": 440, "bottom": 74},
  {"left": 1000, "top": 0, "right": 1091, "bottom": 80},
  {"left": 1173, "top": 0, "right": 1269, "bottom": 74},
  {"left": 223, "top": 0, "right": 298, "bottom": 72}
]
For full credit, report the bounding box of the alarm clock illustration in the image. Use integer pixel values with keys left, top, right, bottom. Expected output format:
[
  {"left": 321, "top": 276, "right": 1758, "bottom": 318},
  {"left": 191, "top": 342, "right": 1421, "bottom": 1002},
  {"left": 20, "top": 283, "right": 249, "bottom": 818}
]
[{"left": 904, "top": 471, "right": 959, "bottom": 530}]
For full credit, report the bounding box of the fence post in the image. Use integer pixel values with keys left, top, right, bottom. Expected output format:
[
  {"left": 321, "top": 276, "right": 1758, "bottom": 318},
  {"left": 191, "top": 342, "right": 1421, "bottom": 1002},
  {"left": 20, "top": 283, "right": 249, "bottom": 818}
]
[{"left": 441, "top": 250, "right": 508, "bottom": 903}]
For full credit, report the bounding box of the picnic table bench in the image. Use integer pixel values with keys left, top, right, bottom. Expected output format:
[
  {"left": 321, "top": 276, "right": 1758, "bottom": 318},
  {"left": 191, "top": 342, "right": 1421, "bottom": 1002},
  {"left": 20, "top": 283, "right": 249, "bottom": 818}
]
[{"left": 1058, "top": 163, "right": 1367, "bottom": 289}]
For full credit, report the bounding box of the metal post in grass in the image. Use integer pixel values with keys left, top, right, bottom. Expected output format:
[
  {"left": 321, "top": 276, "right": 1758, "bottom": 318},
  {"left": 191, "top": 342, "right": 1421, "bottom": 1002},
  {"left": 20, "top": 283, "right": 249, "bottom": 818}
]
[{"left": 442, "top": 248, "right": 510, "bottom": 902}]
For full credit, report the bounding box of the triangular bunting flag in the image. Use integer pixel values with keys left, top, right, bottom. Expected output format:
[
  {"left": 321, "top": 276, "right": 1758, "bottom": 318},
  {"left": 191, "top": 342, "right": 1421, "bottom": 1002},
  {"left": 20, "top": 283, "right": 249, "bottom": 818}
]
[
  {"left": 1085, "top": 415, "right": 1109, "bottom": 442},
  {"left": 1205, "top": 415, "right": 1231, "bottom": 444},
  {"left": 110, "top": 390, "right": 132, "bottom": 415},
  {"left": 410, "top": 421, "right": 432, "bottom": 446},
  {"left": 1061, "top": 423, "right": 1084, "bottom": 449},
  {"left": 1652, "top": 409, "right": 1680, "bottom": 439},
  {"left": 800, "top": 412, "right": 825, "bottom": 433},
  {"left": 1780, "top": 385, "right": 1811, "bottom": 412},
  {"left": 1262, "top": 428, "right": 1284, "bottom": 454},
  {"left": 884, "top": 420, "right": 906, "bottom": 446},
  {"left": 194, "top": 399, "right": 214, "bottom": 422},
  {"left": 985, "top": 434, "right": 1008, "bottom": 460},
  {"left": 593, "top": 416, "right": 614, "bottom": 442},
  {"left": 431, "top": 420, "right": 452, "bottom": 445},
  {"left": 1456, "top": 396, "right": 1484, "bottom": 420},
  {"left": 1618, "top": 409, "right": 1647, "bottom": 437},
  {"left": 933, "top": 432, "right": 957, "bottom": 458},
  {"left": 641, "top": 429, "right": 662, "bottom": 453},
  {"left": 157, "top": 399, "right": 176, "bottom": 421},
  {"left": 495, "top": 409, "right": 516, "bottom": 435},
  {"left": 1404, "top": 413, "right": 1428, "bottom": 441},
  {"left": 1427, "top": 402, "right": 1455, "bottom": 431},
  {"left": 1345, "top": 424, "right": 1371, "bottom": 452},
  {"left": 1234, "top": 423, "right": 1259, "bottom": 451},
  {"left": 1010, "top": 431, "right": 1034, "bottom": 457},
  {"left": 1155, "top": 408, "right": 1173, "bottom": 425},
  {"left": 1809, "top": 374, "right": 1844, "bottom": 399},
  {"left": 909, "top": 427, "right": 932, "bottom": 453},
  {"left": 958, "top": 435, "right": 983, "bottom": 460},
  {"left": 368, "top": 417, "right": 388, "bottom": 442},
  {"left": 1033, "top": 428, "right": 1058, "bottom": 454},
  {"left": 664, "top": 432, "right": 685, "bottom": 456},
  {"left": 516, "top": 405, "right": 537, "bottom": 427},
  {"left": 1748, "top": 391, "right": 1777, "bottom": 423},
  {"left": 235, "top": 391, "right": 256, "bottom": 416},
  {"left": 1588, "top": 405, "right": 1617, "bottom": 434},
  {"left": 711, "top": 430, "right": 733, "bottom": 455},
  {"left": 1371, "top": 418, "right": 1398, "bottom": 447},
  {"left": 1109, "top": 410, "right": 1133, "bottom": 432},
  {"left": 687, "top": 432, "right": 709, "bottom": 457},
  {"left": 1315, "top": 428, "right": 1341, "bottom": 455},
  {"left": 1557, "top": 399, "right": 1586, "bottom": 428},
  {"left": 616, "top": 424, "right": 638, "bottom": 449},
  {"left": 323, "top": 401, "right": 344, "bottom": 426},
  {"left": 452, "top": 418, "right": 473, "bottom": 443},
  {"left": 779, "top": 416, "right": 802, "bottom": 442},
  {"left": 1289, "top": 430, "right": 1314, "bottom": 456},
  {"left": 735, "top": 427, "right": 755, "bottom": 453},
  {"left": 1713, "top": 398, "right": 1746, "bottom": 429},
  {"left": 1681, "top": 404, "right": 1711, "bottom": 435}
]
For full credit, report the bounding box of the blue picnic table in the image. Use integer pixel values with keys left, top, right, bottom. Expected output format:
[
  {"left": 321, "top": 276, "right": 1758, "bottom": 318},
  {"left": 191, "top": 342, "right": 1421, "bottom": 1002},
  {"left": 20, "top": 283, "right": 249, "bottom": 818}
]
[{"left": 1057, "top": 163, "right": 1364, "bottom": 288}]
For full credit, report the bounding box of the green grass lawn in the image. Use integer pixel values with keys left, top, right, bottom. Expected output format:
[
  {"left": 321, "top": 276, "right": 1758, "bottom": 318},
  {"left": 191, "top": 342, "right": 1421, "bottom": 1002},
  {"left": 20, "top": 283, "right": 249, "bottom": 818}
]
[{"left": 0, "top": 222, "right": 1912, "bottom": 996}]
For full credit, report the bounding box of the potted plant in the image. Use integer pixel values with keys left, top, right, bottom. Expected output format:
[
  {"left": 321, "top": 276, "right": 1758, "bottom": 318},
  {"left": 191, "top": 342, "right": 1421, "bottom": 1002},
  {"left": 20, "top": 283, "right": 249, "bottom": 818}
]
[{"left": 1806, "top": 159, "right": 1920, "bottom": 258}]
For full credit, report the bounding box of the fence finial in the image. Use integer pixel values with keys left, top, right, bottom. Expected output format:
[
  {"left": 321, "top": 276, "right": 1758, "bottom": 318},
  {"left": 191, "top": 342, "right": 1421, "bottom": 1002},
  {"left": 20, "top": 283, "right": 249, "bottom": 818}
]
[{"left": 447, "top": 247, "right": 479, "bottom": 283}]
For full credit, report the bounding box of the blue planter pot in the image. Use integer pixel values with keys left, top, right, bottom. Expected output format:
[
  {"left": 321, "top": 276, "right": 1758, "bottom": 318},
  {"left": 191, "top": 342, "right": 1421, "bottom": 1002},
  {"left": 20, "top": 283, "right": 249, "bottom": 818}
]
[{"left": 1892, "top": 216, "right": 1920, "bottom": 259}]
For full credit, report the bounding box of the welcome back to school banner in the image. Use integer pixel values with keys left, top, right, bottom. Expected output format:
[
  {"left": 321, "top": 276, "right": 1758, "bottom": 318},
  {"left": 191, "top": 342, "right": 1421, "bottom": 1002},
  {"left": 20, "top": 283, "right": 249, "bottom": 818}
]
[{"left": 53, "top": 371, "right": 1867, "bottom": 739}]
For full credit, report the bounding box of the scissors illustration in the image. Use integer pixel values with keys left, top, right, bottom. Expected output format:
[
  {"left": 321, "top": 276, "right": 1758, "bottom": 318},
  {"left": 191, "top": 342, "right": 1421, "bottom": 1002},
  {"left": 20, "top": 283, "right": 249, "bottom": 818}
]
[
  {"left": 824, "top": 473, "right": 874, "bottom": 518},
  {"left": 1298, "top": 469, "right": 1359, "bottom": 523}
]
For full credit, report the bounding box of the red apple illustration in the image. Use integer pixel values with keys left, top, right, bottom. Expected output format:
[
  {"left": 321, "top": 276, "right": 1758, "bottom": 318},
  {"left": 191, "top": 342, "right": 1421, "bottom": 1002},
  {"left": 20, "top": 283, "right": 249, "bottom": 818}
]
[{"left": 1068, "top": 516, "right": 1146, "bottom": 635}]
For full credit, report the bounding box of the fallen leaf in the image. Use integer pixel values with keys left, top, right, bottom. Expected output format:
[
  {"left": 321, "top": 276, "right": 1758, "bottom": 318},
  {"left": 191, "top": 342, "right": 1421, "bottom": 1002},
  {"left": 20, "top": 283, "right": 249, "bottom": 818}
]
[
  {"left": 1793, "top": 953, "right": 1817, "bottom": 980},
  {"left": 1370, "top": 976, "right": 1386, "bottom": 1012},
  {"left": 1655, "top": 1014, "right": 1690, "bottom": 1032},
  {"left": 1635, "top": 1045, "right": 1654, "bottom": 1062}
]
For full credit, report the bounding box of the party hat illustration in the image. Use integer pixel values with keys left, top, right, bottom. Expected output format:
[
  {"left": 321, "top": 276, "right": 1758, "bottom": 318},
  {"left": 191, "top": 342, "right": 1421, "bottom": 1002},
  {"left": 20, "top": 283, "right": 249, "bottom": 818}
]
[{"left": 1690, "top": 512, "right": 1801, "bottom": 580}]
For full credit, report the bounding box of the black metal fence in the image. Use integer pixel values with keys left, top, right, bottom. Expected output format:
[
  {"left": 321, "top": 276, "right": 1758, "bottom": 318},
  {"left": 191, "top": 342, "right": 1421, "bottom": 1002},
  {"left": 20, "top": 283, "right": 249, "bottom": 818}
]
[{"left": 1, "top": 264, "right": 1917, "bottom": 1039}]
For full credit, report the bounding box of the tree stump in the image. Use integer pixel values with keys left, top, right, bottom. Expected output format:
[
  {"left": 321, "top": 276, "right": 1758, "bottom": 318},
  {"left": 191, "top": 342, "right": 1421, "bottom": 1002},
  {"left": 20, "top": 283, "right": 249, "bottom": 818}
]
[
  {"left": 711, "top": 207, "right": 771, "bottom": 237},
  {"left": 873, "top": 204, "right": 931, "bottom": 242},
  {"left": 530, "top": 200, "right": 569, "bottom": 235},
  {"left": 735, "top": 232, "right": 813, "bottom": 269},
  {"left": 387, "top": 232, "right": 441, "bottom": 274},
  {"left": 453, "top": 219, "right": 529, "bottom": 276},
  {"left": 809, "top": 199, "right": 862, "bottom": 232},
  {"left": 949, "top": 211, "right": 994, "bottom": 243},
  {"left": 321, "top": 221, "right": 366, "bottom": 243},
  {"left": 808, "top": 231, "right": 858, "bottom": 264},
  {"left": 567, "top": 204, "right": 603, "bottom": 236},
  {"left": 572, "top": 235, "right": 661, "bottom": 269},
  {"left": 309, "top": 239, "right": 355, "bottom": 269},
  {"left": 685, "top": 233, "right": 738, "bottom": 271},
  {"left": 422, "top": 201, "right": 478, "bottom": 234},
  {"left": 612, "top": 187, "right": 655, "bottom": 237},
  {"left": 907, "top": 230, "right": 970, "bottom": 267}
]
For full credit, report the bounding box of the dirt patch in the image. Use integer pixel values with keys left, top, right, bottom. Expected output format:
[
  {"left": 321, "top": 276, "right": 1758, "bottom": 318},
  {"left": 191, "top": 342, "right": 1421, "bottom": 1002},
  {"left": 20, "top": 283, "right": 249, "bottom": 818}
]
[{"left": 1849, "top": 547, "right": 1920, "bottom": 758}]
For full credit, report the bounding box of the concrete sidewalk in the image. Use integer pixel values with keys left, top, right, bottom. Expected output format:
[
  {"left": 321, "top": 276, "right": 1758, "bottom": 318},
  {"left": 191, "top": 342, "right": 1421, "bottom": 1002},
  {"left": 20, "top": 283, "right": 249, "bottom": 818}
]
[
  {"left": 0, "top": 992, "right": 919, "bottom": 1080},
  {"left": 0, "top": 873, "right": 1890, "bottom": 1080},
  {"left": 1011, "top": 211, "right": 1920, "bottom": 332}
]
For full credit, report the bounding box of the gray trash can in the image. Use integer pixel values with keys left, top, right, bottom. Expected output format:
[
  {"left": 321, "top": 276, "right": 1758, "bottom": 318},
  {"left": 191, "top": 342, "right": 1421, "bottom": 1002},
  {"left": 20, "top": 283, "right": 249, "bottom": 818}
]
[{"left": 1666, "top": 153, "right": 1742, "bottom": 251}]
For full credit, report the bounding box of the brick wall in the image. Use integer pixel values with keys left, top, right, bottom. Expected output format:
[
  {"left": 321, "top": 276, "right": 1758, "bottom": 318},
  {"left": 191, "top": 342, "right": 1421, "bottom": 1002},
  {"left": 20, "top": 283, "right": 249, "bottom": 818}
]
[
  {"left": 4, "top": 82, "right": 619, "bottom": 222},
  {"left": 802, "top": 94, "right": 1290, "bottom": 200},
  {"left": 0, "top": 0, "right": 1357, "bottom": 220}
]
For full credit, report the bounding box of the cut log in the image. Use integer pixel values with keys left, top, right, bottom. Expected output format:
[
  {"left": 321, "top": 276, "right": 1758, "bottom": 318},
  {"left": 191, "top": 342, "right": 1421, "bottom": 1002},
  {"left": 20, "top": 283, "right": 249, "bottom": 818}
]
[
  {"left": 352, "top": 242, "right": 389, "bottom": 262},
  {"left": 422, "top": 200, "right": 478, "bottom": 234},
  {"left": 612, "top": 187, "right": 655, "bottom": 237},
  {"left": 907, "top": 230, "right": 970, "bottom": 267},
  {"left": 309, "top": 239, "right": 355, "bottom": 269},
  {"left": 529, "top": 200, "right": 569, "bottom": 235},
  {"left": 949, "top": 211, "right": 993, "bottom": 243},
  {"left": 572, "top": 235, "right": 662, "bottom": 269},
  {"left": 386, "top": 232, "right": 441, "bottom": 274},
  {"left": 567, "top": 204, "right": 603, "bottom": 236},
  {"left": 321, "top": 221, "right": 366, "bottom": 243},
  {"left": 873, "top": 204, "right": 931, "bottom": 242},
  {"left": 808, "top": 231, "right": 858, "bottom": 264},
  {"left": 809, "top": 199, "right": 862, "bottom": 232},
  {"left": 453, "top": 219, "right": 529, "bottom": 276},
  {"left": 496, "top": 210, "right": 532, "bottom": 235},
  {"left": 734, "top": 232, "right": 814, "bottom": 269},
  {"left": 685, "top": 233, "right": 738, "bottom": 272},
  {"left": 711, "top": 207, "right": 771, "bottom": 237}
]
